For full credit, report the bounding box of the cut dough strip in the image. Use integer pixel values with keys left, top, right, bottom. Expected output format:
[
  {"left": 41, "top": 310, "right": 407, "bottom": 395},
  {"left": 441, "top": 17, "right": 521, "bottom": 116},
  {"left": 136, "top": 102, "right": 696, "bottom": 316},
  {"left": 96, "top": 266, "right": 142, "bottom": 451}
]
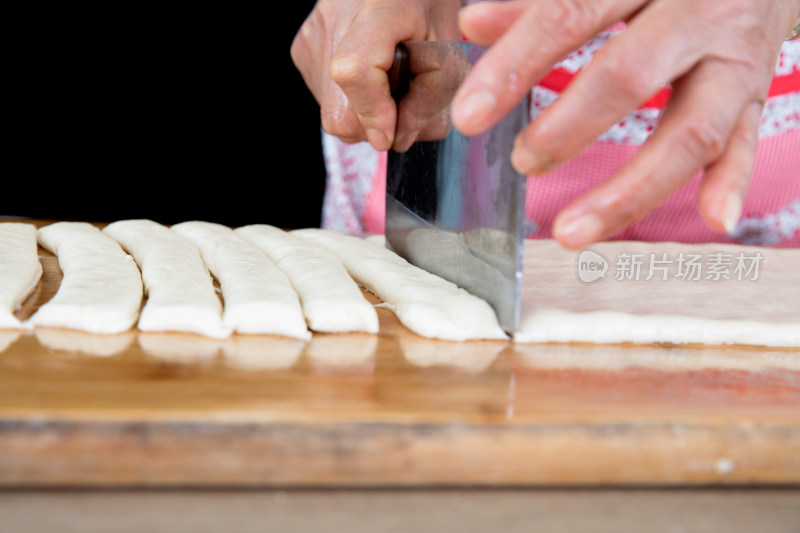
[
  {"left": 28, "top": 222, "right": 142, "bottom": 334},
  {"left": 0, "top": 223, "right": 42, "bottom": 329},
  {"left": 103, "top": 219, "right": 230, "bottom": 339},
  {"left": 293, "top": 229, "right": 507, "bottom": 341},
  {"left": 236, "top": 224, "right": 378, "bottom": 334},
  {"left": 172, "top": 221, "right": 310, "bottom": 339}
]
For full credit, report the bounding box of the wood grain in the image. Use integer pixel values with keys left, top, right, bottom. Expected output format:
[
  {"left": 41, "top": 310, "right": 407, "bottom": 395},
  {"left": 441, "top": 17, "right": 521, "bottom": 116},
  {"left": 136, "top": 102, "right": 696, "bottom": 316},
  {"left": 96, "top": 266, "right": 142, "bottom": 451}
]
[{"left": 0, "top": 219, "right": 798, "bottom": 487}]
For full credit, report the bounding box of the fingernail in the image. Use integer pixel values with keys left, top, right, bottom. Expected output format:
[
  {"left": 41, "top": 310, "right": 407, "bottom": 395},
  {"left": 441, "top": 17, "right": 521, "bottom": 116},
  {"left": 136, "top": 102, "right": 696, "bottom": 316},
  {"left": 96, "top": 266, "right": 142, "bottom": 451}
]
[
  {"left": 511, "top": 144, "right": 546, "bottom": 175},
  {"left": 366, "top": 128, "right": 390, "bottom": 151},
  {"left": 556, "top": 214, "right": 605, "bottom": 247},
  {"left": 453, "top": 87, "right": 495, "bottom": 130},
  {"left": 722, "top": 191, "right": 742, "bottom": 234},
  {"left": 393, "top": 130, "right": 418, "bottom": 153}
]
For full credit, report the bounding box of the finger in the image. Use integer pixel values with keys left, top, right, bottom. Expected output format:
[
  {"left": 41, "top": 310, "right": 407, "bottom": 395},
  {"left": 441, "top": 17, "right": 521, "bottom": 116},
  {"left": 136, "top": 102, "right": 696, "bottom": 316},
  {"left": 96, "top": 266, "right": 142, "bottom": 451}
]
[
  {"left": 458, "top": 0, "right": 530, "bottom": 46},
  {"left": 512, "top": 0, "right": 789, "bottom": 176},
  {"left": 415, "top": 109, "right": 452, "bottom": 142},
  {"left": 511, "top": 0, "right": 701, "bottom": 175},
  {"left": 319, "top": 82, "right": 370, "bottom": 142},
  {"left": 551, "top": 58, "right": 758, "bottom": 249},
  {"left": 330, "top": 1, "right": 429, "bottom": 151},
  {"left": 452, "top": 0, "right": 643, "bottom": 136},
  {"left": 697, "top": 99, "right": 763, "bottom": 234},
  {"left": 394, "top": 107, "right": 453, "bottom": 152},
  {"left": 394, "top": 42, "right": 470, "bottom": 150}
]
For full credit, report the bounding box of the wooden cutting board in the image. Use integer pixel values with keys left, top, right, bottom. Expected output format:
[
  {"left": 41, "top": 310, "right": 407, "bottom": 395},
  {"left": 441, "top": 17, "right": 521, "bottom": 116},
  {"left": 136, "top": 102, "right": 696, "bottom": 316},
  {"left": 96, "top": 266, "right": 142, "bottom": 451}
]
[{"left": 1, "top": 220, "right": 798, "bottom": 487}]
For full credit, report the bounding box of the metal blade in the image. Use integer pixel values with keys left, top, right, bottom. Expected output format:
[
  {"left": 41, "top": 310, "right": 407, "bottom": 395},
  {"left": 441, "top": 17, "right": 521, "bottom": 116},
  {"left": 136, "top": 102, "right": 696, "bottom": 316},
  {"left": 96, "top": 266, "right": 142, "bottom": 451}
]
[{"left": 385, "top": 41, "right": 528, "bottom": 333}]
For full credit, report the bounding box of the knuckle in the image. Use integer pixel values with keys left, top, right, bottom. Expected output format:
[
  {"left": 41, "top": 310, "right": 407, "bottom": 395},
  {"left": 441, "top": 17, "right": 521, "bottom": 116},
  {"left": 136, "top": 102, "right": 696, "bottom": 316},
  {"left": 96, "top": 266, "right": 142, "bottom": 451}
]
[
  {"left": 730, "top": 110, "right": 761, "bottom": 147},
  {"left": 591, "top": 50, "right": 658, "bottom": 105},
  {"left": 290, "top": 19, "right": 316, "bottom": 70},
  {"left": 289, "top": 34, "right": 306, "bottom": 70},
  {"left": 291, "top": 7, "right": 324, "bottom": 60},
  {"left": 680, "top": 115, "right": 730, "bottom": 162},
  {"left": 540, "top": 0, "right": 599, "bottom": 44},
  {"left": 329, "top": 55, "right": 368, "bottom": 88}
]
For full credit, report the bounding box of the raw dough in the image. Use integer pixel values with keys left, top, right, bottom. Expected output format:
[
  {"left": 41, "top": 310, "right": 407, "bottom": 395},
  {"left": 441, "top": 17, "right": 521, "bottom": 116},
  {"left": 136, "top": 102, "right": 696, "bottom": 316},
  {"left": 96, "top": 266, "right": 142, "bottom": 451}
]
[
  {"left": 294, "top": 229, "right": 507, "bottom": 341},
  {"left": 172, "top": 221, "right": 310, "bottom": 339},
  {"left": 103, "top": 219, "right": 230, "bottom": 339},
  {"left": 0, "top": 223, "right": 42, "bottom": 329},
  {"left": 236, "top": 224, "right": 378, "bottom": 334},
  {"left": 516, "top": 240, "right": 800, "bottom": 347},
  {"left": 28, "top": 222, "right": 143, "bottom": 334},
  {"left": 399, "top": 227, "right": 518, "bottom": 326}
]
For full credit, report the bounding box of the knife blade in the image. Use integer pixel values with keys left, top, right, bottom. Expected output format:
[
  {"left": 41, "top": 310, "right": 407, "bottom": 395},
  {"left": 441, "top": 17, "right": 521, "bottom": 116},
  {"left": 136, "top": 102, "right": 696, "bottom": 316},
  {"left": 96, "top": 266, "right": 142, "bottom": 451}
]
[{"left": 385, "top": 41, "right": 529, "bottom": 334}]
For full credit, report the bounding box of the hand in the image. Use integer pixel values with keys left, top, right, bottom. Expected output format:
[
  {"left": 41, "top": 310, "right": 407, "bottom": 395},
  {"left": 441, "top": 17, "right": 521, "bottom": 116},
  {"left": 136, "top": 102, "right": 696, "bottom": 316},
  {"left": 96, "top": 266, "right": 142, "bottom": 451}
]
[
  {"left": 390, "top": 41, "right": 472, "bottom": 152},
  {"left": 452, "top": 0, "right": 800, "bottom": 248},
  {"left": 291, "top": 0, "right": 462, "bottom": 152}
]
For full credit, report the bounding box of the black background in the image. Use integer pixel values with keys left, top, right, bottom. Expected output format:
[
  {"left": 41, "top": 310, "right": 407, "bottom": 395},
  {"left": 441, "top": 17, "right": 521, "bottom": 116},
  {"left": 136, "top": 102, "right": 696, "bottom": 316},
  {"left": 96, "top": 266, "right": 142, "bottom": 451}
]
[{"left": 5, "top": 4, "right": 326, "bottom": 229}]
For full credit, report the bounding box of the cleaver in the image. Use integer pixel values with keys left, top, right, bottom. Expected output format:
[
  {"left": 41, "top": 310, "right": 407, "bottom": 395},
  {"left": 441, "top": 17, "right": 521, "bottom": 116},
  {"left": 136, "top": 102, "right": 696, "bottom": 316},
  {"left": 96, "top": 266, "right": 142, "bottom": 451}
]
[{"left": 385, "top": 40, "right": 529, "bottom": 334}]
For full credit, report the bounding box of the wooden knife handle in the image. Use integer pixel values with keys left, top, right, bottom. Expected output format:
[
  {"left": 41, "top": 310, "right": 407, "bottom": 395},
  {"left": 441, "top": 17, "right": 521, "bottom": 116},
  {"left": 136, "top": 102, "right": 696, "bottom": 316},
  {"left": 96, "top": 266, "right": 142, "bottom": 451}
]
[{"left": 388, "top": 43, "right": 411, "bottom": 103}]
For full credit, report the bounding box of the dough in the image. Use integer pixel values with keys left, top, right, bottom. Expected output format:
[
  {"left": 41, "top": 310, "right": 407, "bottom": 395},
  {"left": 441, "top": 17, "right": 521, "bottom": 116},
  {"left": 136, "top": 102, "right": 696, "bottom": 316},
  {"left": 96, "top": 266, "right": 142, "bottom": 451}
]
[
  {"left": 236, "top": 224, "right": 378, "bottom": 334},
  {"left": 516, "top": 240, "right": 800, "bottom": 347},
  {"left": 103, "top": 219, "right": 230, "bottom": 339},
  {"left": 294, "top": 229, "right": 507, "bottom": 341},
  {"left": 172, "top": 221, "right": 310, "bottom": 339},
  {"left": 400, "top": 227, "right": 518, "bottom": 328},
  {"left": 0, "top": 223, "right": 42, "bottom": 329},
  {"left": 28, "top": 222, "right": 143, "bottom": 334}
]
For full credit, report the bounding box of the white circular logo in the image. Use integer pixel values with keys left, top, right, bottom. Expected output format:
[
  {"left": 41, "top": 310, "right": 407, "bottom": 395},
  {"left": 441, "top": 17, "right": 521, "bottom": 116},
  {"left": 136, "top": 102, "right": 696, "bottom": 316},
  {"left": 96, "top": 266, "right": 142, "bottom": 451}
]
[{"left": 577, "top": 250, "right": 608, "bottom": 283}]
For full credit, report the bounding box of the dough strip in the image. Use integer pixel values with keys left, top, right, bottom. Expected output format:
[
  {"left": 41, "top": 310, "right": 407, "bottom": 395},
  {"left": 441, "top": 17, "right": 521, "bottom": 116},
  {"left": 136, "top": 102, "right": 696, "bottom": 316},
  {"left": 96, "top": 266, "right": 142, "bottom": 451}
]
[
  {"left": 0, "top": 223, "right": 43, "bottom": 329},
  {"left": 294, "top": 229, "right": 507, "bottom": 341},
  {"left": 172, "top": 221, "right": 310, "bottom": 339},
  {"left": 237, "top": 224, "right": 378, "bottom": 334},
  {"left": 28, "top": 222, "right": 142, "bottom": 334},
  {"left": 103, "top": 219, "right": 230, "bottom": 338}
]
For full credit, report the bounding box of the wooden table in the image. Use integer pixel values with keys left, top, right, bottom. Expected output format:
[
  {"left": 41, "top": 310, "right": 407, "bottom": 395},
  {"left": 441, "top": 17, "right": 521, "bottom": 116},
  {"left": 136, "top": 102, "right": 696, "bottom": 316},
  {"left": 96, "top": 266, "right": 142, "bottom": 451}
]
[{"left": 1, "top": 220, "right": 798, "bottom": 487}]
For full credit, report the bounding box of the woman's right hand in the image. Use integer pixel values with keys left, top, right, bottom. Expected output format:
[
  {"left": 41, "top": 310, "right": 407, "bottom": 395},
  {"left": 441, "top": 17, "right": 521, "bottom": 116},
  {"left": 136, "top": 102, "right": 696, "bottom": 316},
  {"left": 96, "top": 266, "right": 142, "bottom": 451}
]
[{"left": 291, "top": 0, "right": 462, "bottom": 151}]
